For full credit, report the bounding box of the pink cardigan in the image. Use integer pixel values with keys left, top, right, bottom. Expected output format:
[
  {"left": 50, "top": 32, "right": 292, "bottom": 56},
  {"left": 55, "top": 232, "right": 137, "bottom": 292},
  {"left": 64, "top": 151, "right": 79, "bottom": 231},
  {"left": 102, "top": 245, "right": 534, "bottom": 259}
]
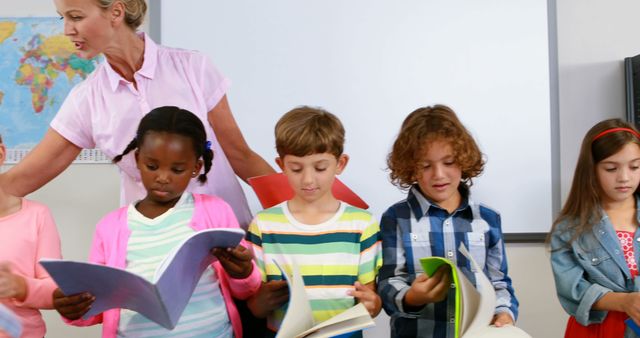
[{"left": 64, "top": 194, "right": 260, "bottom": 338}]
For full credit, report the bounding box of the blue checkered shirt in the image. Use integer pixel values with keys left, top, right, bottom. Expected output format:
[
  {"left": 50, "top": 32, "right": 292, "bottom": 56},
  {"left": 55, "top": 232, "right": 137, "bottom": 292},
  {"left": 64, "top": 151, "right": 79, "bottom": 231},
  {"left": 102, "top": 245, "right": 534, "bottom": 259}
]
[{"left": 377, "top": 186, "right": 518, "bottom": 338}]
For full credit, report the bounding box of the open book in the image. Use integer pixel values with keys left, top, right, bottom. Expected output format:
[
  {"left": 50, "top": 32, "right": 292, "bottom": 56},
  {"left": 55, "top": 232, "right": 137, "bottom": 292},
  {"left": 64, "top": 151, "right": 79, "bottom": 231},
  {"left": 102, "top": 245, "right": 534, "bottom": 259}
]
[
  {"left": 40, "top": 228, "right": 245, "bottom": 330},
  {"left": 248, "top": 173, "right": 369, "bottom": 209},
  {"left": 0, "top": 303, "right": 21, "bottom": 338},
  {"left": 274, "top": 261, "right": 375, "bottom": 338},
  {"left": 420, "top": 244, "right": 531, "bottom": 338}
]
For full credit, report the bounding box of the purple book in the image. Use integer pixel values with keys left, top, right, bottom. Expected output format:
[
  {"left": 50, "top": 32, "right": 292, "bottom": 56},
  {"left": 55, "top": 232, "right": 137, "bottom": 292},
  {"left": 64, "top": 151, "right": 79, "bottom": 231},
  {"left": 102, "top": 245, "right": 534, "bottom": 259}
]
[{"left": 40, "top": 228, "right": 244, "bottom": 329}]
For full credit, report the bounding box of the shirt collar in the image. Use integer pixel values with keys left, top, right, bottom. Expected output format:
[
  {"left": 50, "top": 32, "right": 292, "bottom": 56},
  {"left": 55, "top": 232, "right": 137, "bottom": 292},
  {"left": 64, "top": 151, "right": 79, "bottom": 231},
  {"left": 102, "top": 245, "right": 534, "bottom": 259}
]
[
  {"left": 105, "top": 32, "right": 158, "bottom": 92},
  {"left": 407, "top": 184, "right": 470, "bottom": 220}
]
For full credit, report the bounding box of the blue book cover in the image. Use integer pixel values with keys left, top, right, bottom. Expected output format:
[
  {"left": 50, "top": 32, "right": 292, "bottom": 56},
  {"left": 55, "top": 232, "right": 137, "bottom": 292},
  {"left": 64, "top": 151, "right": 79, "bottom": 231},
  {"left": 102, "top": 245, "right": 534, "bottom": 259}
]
[
  {"left": 626, "top": 318, "right": 640, "bottom": 335},
  {"left": 40, "top": 228, "right": 244, "bottom": 329},
  {"left": 0, "top": 304, "right": 21, "bottom": 338}
]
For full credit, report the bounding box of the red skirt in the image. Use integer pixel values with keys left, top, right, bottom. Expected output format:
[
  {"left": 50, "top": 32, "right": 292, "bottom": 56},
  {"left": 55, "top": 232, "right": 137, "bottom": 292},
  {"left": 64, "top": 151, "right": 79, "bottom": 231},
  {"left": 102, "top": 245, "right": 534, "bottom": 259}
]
[{"left": 565, "top": 311, "right": 627, "bottom": 338}]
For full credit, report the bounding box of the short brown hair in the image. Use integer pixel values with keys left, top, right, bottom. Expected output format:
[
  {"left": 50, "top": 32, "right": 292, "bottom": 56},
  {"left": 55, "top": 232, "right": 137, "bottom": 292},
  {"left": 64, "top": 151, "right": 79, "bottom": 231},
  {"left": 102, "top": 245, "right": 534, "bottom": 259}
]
[
  {"left": 387, "top": 105, "right": 484, "bottom": 190},
  {"left": 96, "top": 0, "right": 147, "bottom": 30},
  {"left": 275, "top": 106, "right": 345, "bottom": 159}
]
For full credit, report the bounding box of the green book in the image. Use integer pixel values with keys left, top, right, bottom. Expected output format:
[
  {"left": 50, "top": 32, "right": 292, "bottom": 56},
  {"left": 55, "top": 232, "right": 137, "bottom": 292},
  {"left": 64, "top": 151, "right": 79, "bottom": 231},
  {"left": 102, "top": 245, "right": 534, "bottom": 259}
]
[
  {"left": 419, "top": 256, "right": 468, "bottom": 338},
  {"left": 419, "top": 244, "right": 531, "bottom": 338}
]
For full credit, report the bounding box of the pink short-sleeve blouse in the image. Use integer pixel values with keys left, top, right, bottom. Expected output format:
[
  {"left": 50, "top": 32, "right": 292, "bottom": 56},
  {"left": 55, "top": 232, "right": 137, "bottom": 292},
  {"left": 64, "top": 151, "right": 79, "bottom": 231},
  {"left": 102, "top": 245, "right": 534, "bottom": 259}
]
[{"left": 50, "top": 33, "right": 252, "bottom": 226}]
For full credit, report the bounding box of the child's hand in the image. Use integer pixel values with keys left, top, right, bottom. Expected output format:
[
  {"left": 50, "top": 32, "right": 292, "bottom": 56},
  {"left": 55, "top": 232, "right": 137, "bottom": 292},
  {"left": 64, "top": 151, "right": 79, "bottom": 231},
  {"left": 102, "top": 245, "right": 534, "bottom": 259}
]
[
  {"left": 491, "top": 312, "right": 514, "bottom": 327},
  {"left": 52, "top": 288, "right": 95, "bottom": 320},
  {"left": 212, "top": 245, "right": 254, "bottom": 279},
  {"left": 0, "top": 263, "right": 27, "bottom": 301},
  {"left": 347, "top": 281, "right": 382, "bottom": 317},
  {"left": 247, "top": 280, "right": 289, "bottom": 318},
  {"left": 403, "top": 265, "right": 451, "bottom": 309},
  {"left": 622, "top": 292, "right": 640, "bottom": 324}
]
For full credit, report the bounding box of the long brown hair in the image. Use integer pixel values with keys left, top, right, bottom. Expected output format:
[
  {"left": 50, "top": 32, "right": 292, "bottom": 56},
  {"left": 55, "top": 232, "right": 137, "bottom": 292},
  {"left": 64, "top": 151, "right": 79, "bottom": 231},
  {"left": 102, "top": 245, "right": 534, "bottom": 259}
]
[{"left": 550, "top": 119, "right": 640, "bottom": 243}]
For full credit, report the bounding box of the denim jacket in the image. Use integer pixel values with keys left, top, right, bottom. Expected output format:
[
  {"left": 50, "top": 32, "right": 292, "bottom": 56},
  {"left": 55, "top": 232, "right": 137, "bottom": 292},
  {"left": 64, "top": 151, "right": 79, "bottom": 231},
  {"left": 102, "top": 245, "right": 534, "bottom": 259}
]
[{"left": 550, "top": 199, "right": 640, "bottom": 331}]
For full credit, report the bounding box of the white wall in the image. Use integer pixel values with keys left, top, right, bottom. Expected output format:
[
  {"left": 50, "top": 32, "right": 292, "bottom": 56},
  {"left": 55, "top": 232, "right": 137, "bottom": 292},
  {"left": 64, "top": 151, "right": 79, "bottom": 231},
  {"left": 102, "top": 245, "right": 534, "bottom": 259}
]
[
  {"left": 557, "top": 0, "right": 640, "bottom": 200},
  {"left": 161, "top": 0, "right": 553, "bottom": 236}
]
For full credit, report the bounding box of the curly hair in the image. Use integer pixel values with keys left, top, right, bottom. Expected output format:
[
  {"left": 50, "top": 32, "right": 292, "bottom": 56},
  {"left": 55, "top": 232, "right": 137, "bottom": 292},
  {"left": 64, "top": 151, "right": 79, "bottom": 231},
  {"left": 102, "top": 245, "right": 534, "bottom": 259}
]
[
  {"left": 275, "top": 106, "right": 344, "bottom": 159},
  {"left": 387, "top": 105, "right": 484, "bottom": 190}
]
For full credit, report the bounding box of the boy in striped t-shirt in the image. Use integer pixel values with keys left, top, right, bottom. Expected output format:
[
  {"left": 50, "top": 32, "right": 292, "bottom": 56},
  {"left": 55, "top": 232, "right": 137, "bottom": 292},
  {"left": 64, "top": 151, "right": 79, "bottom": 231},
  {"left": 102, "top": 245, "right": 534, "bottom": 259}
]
[{"left": 246, "top": 106, "right": 382, "bottom": 337}]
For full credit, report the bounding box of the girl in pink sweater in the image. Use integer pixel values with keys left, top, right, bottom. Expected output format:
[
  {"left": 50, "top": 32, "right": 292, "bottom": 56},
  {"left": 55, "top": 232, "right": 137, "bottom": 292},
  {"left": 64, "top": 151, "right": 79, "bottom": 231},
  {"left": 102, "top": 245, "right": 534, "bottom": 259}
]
[
  {"left": 52, "top": 106, "right": 261, "bottom": 337},
  {"left": 0, "top": 134, "right": 62, "bottom": 338}
]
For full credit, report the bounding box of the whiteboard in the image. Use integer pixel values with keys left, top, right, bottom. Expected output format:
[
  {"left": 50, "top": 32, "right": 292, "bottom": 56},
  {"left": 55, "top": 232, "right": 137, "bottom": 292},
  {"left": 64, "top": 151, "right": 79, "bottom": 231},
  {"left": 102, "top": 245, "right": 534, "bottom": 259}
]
[{"left": 161, "top": 0, "right": 552, "bottom": 234}]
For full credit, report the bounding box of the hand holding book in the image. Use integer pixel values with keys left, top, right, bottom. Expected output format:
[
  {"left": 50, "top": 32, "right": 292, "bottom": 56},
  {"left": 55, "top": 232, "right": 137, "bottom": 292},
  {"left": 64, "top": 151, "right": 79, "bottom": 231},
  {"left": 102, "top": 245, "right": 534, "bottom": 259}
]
[
  {"left": 347, "top": 281, "right": 382, "bottom": 317},
  {"left": 274, "top": 261, "right": 375, "bottom": 338},
  {"left": 0, "top": 263, "right": 27, "bottom": 301},
  {"left": 42, "top": 228, "right": 245, "bottom": 329},
  {"left": 419, "top": 244, "right": 531, "bottom": 338},
  {"left": 404, "top": 265, "right": 451, "bottom": 310},
  {"left": 52, "top": 288, "right": 94, "bottom": 321},
  {"left": 211, "top": 245, "right": 254, "bottom": 279},
  {"left": 491, "top": 312, "right": 514, "bottom": 327},
  {"left": 247, "top": 280, "right": 289, "bottom": 318}
]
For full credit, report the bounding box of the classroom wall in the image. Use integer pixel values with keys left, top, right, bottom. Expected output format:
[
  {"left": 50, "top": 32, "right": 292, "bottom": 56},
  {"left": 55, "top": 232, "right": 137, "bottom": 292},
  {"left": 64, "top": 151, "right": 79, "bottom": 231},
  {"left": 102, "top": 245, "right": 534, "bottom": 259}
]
[
  {"left": 161, "top": 0, "right": 554, "bottom": 236},
  {"left": 4, "top": 1, "right": 640, "bottom": 337},
  {"left": 557, "top": 0, "right": 640, "bottom": 200}
]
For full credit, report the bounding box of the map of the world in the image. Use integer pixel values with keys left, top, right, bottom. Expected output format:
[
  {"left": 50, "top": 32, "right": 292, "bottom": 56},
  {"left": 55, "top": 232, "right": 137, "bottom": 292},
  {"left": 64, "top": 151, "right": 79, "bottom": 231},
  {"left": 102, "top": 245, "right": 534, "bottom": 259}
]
[{"left": 0, "top": 17, "right": 105, "bottom": 163}]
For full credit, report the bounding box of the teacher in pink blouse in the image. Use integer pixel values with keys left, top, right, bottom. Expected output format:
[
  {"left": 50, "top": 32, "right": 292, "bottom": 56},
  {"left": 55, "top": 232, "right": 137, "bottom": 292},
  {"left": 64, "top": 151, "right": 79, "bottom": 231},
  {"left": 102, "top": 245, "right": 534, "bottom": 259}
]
[{"left": 0, "top": 0, "right": 274, "bottom": 227}]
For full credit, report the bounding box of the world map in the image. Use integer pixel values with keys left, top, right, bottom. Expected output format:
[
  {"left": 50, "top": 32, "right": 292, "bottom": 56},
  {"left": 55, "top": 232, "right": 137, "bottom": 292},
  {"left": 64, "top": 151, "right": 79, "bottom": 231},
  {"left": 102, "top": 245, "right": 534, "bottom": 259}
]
[{"left": 0, "top": 17, "right": 100, "bottom": 160}]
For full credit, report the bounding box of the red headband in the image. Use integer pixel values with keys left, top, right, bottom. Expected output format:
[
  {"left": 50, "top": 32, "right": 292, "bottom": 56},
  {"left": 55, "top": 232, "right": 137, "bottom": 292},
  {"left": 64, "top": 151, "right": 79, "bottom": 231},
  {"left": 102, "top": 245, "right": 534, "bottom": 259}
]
[{"left": 592, "top": 127, "right": 640, "bottom": 142}]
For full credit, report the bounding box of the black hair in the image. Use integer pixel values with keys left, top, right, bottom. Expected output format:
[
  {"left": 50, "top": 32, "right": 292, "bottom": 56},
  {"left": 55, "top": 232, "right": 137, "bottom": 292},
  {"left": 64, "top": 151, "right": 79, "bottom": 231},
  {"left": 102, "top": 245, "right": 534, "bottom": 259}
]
[{"left": 113, "top": 106, "right": 213, "bottom": 184}]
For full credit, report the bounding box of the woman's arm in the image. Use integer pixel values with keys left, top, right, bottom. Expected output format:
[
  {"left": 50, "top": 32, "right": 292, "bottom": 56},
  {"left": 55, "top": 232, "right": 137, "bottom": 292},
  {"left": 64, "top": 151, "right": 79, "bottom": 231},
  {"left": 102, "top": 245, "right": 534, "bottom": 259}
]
[
  {"left": 207, "top": 95, "right": 275, "bottom": 182},
  {"left": 0, "top": 129, "right": 80, "bottom": 196}
]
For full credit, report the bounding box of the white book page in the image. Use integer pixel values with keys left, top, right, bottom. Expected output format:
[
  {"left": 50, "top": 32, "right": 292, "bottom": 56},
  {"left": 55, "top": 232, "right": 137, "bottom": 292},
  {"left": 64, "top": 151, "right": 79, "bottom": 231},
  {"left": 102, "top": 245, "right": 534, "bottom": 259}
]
[
  {"left": 463, "top": 325, "right": 532, "bottom": 338},
  {"left": 275, "top": 260, "right": 315, "bottom": 338},
  {"left": 297, "top": 303, "right": 374, "bottom": 338},
  {"left": 458, "top": 244, "right": 531, "bottom": 338},
  {"left": 457, "top": 267, "right": 481, "bottom": 335}
]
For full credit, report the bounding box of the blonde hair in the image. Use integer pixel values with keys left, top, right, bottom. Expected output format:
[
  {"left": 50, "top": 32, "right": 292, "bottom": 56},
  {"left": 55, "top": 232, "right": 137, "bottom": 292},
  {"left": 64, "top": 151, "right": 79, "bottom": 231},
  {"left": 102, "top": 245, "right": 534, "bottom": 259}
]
[
  {"left": 96, "top": 0, "right": 147, "bottom": 30},
  {"left": 275, "top": 106, "right": 345, "bottom": 159},
  {"left": 387, "top": 105, "right": 484, "bottom": 190}
]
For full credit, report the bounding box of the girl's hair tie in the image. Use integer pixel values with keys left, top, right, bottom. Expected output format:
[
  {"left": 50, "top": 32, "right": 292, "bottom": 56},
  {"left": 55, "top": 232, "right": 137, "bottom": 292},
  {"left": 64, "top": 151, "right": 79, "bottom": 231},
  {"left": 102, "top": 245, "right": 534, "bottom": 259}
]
[{"left": 592, "top": 127, "right": 640, "bottom": 142}]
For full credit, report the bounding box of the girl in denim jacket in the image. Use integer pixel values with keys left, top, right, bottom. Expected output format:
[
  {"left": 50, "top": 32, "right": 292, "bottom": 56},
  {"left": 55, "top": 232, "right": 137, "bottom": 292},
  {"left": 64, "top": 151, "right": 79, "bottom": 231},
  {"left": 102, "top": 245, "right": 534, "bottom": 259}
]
[{"left": 550, "top": 119, "right": 640, "bottom": 338}]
